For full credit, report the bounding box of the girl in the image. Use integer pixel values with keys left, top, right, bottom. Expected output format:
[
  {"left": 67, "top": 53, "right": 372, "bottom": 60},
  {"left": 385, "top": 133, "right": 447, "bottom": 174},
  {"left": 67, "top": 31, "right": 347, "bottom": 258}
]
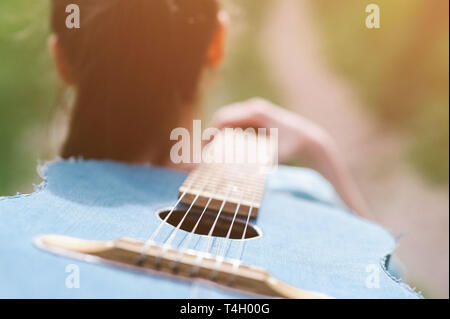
[{"left": 50, "top": 0, "right": 372, "bottom": 220}]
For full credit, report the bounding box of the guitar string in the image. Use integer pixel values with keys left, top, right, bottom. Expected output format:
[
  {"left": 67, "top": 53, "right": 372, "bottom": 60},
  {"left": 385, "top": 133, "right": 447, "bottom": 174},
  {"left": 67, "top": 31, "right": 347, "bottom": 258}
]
[
  {"left": 207, "top": 161, "right": 260, "bottom": 259},
  {"left": 162, "top": 181, "right": 208, "bottom": 247},
  {"left": 207, "top": 189, "right": 246, "bottom": 280},
  {"left": 166, "top": 133, "right": 265, "bottom": 259},
  {"left": 137, "top": 163, "right": 226, "bottom": 266},
  {"left": 136, "top": 169, "right": 205, "bottom": 264},
  {"left": 138, "top": 143, "right": 270, "bottom": 281},
  {"left": 204, "top": 184, "right": 236, "bottom": 254},
  {"left": 152, "top": 180, "right": 210, "bottom": 268},
  {"left": 227, "top": 192, "right": 257, "bottom": 284},
  {"left": 168, "top": 182, "right": 222, "bottom": 270},
  {"left": 141, "top": 171, "right": 263, "bottom": 295},
  {"left": 162, "top": 164, "right": 226, "bottom": 250},
  {"left": 207, "top": 165, "right": 264, "bottom": 283},
  {"left": 157, "top": 164, "right": 228, "bottom": 269},
  {"left": 232, "top": 166, "right": 271, "bottom": 264},
  {"left": 149, "top": 165, "right": 259, "bottom": 286},
  {"left": 189, "top": 181, "right": 257, "bottom": 282},
  {"left": 169, "top": 132, "right": 268, "bottom": 255},
  {"left": 177, "top": 164, "right": 236, "bottom": 252},
  {"left": 186, "top": 164, "right": 263, "bottom": 280},
  {"left": 188, "top": 184, "right": 234, "bottom": 277},
  {"left": 208, "top": 165, "right": 263, "bottom": 280},
  {"left": 168, "top": 181, "right": 243, "bottom": 272}
]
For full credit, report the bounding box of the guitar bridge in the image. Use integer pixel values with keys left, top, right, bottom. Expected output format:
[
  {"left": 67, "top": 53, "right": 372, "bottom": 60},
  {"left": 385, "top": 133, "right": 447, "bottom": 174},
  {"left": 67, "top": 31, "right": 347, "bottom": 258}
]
[{"left": 34, "top": 234, "right": 329, "bottom": 299}]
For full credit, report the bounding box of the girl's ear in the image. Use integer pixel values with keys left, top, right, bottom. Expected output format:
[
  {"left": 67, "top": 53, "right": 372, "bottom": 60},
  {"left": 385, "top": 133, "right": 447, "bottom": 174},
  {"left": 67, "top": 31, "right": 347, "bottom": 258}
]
[
  {"left": 49, "top": 34, "right": 75, "bottom": 85},
  {"left": 207, "top": 11, "right": 228, "bottom": 68}
]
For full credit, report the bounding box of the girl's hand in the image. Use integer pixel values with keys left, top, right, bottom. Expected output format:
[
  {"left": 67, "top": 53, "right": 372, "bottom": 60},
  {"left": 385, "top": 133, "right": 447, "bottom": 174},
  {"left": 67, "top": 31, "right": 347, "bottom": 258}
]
[
  {"left": 210, "top": 98, "right": 334, "bottom": 164},
  {"left": 211, "top": 98, "right": 373, "bottom": 220}
]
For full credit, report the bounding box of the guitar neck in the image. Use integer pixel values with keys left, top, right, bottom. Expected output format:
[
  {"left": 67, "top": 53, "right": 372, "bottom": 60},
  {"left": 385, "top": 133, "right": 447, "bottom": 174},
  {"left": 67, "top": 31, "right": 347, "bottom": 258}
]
[{"left": 178, "top": 131, "right": 275, "bottom": 219}]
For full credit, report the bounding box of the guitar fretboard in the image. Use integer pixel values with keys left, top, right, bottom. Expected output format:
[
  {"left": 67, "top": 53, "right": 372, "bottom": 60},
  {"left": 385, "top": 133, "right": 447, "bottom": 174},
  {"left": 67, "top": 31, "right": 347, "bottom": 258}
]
[{"left": 178, "top": 132, "right": 275, "bottom": 219}]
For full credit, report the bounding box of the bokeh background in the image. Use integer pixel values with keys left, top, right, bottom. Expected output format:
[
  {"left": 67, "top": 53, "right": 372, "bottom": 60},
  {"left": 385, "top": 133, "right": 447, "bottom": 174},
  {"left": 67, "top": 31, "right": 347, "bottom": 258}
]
[{"left": 0, "top": 0, "right": 448, "bottom": 297}]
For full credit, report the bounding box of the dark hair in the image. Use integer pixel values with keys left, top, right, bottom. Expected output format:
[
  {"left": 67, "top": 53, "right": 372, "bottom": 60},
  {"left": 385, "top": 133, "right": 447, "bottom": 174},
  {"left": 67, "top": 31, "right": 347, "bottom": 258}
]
[{"left": 51, "top": 0, "right": 219, "bottom": 163}]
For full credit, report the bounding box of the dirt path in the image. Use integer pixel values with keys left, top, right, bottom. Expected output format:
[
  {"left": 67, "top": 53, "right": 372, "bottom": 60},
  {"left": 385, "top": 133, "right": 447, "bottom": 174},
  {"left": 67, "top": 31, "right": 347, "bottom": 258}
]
[{"left": 262, "top": 0, "right": 448, "bottom": 297}]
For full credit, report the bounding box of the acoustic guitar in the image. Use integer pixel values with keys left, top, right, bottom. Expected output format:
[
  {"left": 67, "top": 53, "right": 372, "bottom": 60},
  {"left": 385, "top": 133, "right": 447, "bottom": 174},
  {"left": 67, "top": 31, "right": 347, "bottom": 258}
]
[{"left": 0, "top": 134, "right": 420, "bottom": 298}]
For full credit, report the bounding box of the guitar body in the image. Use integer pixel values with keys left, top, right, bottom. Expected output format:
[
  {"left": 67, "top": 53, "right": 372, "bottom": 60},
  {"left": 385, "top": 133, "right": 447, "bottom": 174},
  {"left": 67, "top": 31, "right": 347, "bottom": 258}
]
[{"left": 0, "top": 160, "right": 419, "bottom": 298}]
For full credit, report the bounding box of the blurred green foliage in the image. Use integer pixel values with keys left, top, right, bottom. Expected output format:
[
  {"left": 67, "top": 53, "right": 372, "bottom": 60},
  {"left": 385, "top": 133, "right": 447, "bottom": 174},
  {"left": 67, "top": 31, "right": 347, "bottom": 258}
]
[
  {"left": 312, "top": 0, "right": 449, "bottom": 184},
  {"left": 0, "top": 0, "right": 56, "bottom": 195}
]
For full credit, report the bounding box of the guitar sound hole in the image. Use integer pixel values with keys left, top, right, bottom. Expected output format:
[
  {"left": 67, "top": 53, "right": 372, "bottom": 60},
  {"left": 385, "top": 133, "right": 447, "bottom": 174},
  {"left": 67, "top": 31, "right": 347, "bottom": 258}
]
[{"left": 157, "top": 208, "right": 261, "bottom": 240}]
